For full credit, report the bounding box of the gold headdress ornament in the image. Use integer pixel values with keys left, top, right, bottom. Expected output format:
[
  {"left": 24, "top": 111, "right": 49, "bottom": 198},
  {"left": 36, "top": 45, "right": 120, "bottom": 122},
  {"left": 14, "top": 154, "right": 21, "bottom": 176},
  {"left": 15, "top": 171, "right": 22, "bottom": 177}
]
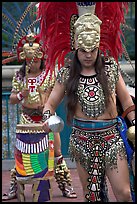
[
  {"left": 74, "top": 13, "right": 102, "bottom": 52},
  {"left": 17, "top": 32, "right": 45, "bottom": 62}
]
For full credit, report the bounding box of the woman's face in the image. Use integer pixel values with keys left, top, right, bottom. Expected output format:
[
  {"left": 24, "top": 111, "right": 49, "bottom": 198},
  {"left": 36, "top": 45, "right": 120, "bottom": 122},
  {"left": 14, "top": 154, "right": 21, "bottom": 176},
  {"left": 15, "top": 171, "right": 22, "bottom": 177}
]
[{"left": 77, "top": 47, "right": 98, "bottom": 69}]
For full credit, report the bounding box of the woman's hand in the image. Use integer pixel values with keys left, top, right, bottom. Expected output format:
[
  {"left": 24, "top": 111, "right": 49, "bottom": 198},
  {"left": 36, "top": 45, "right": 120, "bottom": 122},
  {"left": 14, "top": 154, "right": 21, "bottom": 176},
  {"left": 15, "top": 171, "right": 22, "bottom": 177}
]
[
  {"left": 42, "top": 120, "right": 51, "bottom": 133},
  {"left": 21, "top": 88, "right": 29, "bottom": 98}
]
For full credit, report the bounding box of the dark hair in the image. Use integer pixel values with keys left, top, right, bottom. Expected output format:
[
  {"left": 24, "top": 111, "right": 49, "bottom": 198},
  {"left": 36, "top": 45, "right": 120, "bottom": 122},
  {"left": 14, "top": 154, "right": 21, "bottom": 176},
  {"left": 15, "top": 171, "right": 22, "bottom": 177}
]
[
  {"left": 65, "top": 50, "right": 111, "bottom": 124},
  {"left": 18, "top": 60, "right": 45, "bottom": 78}
]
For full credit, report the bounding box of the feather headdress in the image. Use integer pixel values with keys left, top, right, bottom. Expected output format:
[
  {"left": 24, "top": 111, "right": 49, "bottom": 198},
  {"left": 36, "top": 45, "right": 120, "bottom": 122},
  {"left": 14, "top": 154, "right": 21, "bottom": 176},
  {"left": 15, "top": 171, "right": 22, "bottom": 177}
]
[
  {"left": 95, "top": 2, "right": 128, "bottom": 62},
  {"left": 3, "top": 2, "right": 134, "bottom": 86},
  {"left": 37, "top": 2, "right": 129, "bottom": 76},
  {"left": 37, "top": 2, "right": 78, "bottom": 77}
]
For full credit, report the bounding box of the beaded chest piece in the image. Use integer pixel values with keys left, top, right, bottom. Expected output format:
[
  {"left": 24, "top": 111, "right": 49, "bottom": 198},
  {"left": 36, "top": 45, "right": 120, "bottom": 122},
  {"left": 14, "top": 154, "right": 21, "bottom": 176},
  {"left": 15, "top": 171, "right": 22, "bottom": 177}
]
[
  {"left": 12, "top": 70, "right": 55, "bottom": 104},
  {"left": 77, "top": 74, "right": 105, "bottom": 117},
  {"left": 56, "top": 57, "right": 119, "bottom": 118}
]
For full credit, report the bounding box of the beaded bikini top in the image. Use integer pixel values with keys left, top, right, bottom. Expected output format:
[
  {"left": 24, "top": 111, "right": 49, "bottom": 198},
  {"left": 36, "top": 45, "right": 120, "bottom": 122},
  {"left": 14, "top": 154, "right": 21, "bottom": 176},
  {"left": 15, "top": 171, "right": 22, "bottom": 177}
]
[
  {"left": 56, "top": 57, "right": 119, "bottom": 117},
  {"left": 11, "top": 70, "right": 55, "bottom": 104}
]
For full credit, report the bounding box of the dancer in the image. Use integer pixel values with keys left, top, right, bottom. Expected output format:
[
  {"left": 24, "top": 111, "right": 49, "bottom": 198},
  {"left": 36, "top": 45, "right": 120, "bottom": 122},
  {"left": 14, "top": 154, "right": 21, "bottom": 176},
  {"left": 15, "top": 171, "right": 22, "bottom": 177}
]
[
  {"left": 42, "top": 12, "right": 135, "bottom": 202},
  {"left": 2, "top": 23, "right": 76, "bottom": 203}
]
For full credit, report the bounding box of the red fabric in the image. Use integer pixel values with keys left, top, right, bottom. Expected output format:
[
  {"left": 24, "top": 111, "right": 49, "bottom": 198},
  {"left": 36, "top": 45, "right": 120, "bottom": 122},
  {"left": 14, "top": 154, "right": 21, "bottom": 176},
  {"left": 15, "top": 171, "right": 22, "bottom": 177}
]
[
  {"left": 95, "top": 2, "right": 128, "bottom": 62},
  {"left": 30, "top": 115, "right": 43, "bottom": 122}
]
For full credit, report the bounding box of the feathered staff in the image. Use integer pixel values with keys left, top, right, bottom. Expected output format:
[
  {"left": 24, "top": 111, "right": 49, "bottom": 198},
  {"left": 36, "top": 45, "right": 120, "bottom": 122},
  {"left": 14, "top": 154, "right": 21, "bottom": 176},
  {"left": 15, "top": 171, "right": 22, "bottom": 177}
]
[
  {"left": 37, "top": 2, "right": 78, "bottom": 77},
  {"left": 95, "top": 2, "right": 129, "bottom": 62}
]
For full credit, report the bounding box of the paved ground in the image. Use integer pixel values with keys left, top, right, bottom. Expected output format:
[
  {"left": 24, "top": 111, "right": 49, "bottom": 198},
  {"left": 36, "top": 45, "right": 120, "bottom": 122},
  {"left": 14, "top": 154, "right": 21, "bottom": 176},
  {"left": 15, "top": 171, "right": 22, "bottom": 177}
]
[{"left": 2, "top": 169, "right": 116, "bottom": 202}]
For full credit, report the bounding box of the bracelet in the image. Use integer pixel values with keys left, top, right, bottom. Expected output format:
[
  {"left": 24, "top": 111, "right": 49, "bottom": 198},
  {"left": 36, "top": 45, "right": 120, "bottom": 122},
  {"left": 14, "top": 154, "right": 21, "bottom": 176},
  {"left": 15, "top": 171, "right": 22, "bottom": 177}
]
[
  {"left": 42, "top": 110, "right": 52, "bottom": 122},
  {"left": 17, "top": 92, "right": 23, "bottom": 101},
  {"left": 131, "top": 119, "right": 135, "bottom": 125}
]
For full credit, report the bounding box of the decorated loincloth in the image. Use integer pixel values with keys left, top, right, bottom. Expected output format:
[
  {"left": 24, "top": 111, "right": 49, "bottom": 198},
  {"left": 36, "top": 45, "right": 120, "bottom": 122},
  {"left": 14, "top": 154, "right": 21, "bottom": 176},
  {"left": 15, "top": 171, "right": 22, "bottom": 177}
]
[{"left": 69, "top": 117, "right": 127, "bottom": 201}]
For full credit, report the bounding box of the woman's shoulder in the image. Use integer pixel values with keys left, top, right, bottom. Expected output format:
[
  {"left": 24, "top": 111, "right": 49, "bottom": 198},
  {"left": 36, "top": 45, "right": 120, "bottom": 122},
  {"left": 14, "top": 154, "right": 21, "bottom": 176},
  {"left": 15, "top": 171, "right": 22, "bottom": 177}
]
[
  {"left": 56, "top": 66, "right": 70, "bottom": 84},
  {"left": 13, "top": 70, "right": 24, "bottom": 82},
  {"left": 104, "top": 56, "right": 119, "bottom": 74},
  {"left": 104, "top": 56, "right": 117, "bottom": 65},
  {"left": 103, "top": 56, "right": 120, "bottom": 88},
  {"left": 58, "top": 66, "right": 70, "bottom": 74}
]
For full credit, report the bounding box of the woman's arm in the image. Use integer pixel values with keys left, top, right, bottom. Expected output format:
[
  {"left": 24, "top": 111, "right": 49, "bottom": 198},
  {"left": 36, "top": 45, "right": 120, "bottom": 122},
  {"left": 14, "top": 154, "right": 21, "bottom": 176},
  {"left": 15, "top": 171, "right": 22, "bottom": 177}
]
[
  {"left": 42, "top": 81, "right": 65, "bottom": 132},
  {"left": 10, "top": 92, "right": 21, "bottom": 104},
  {"left": 43, "top": 81, "right": 65, "bottom": 115},
  {"left": 9, "top": 88, "right": 29, "bottom": 104},
  {"left": 116, "top": 73, "right": 135, "bottom": 124}
]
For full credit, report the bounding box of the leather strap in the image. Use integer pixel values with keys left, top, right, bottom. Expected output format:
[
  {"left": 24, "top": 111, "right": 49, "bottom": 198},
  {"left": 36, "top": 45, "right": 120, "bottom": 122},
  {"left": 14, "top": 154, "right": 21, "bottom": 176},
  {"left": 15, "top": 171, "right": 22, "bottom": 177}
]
[{"left": 121, "top": 105, "right": 135, "bottom": 118}]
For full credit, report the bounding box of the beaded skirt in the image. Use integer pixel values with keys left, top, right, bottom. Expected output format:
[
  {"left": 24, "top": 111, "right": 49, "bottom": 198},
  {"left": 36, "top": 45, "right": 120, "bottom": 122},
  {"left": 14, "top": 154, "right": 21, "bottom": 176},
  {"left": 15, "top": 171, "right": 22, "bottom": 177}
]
[{"left": 69, "top": 117, "right": 127, "bottom": 201}]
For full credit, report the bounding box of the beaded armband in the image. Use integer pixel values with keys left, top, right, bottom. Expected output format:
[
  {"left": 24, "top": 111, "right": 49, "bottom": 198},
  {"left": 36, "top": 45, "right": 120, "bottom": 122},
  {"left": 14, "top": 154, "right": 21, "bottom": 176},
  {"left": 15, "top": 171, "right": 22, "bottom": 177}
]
[
  {"left": 42, "top": 110, "right": 52, "bottom": 122},
  {"left": 17, "top": 92, "right": 23, "bottom": 101}
]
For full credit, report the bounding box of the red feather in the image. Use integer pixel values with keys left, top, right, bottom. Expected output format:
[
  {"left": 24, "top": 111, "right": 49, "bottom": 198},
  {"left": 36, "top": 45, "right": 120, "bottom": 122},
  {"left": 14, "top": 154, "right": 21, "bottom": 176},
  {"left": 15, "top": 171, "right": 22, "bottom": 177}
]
[
  {"left": 37, "top": 2, "right": 78, "bottom": 77},
  {"left": 37, "top": 2, "right": 128, "bottom": 73},
  {"left": 95, "top": 2, "right": 128, "bottom": 62}
]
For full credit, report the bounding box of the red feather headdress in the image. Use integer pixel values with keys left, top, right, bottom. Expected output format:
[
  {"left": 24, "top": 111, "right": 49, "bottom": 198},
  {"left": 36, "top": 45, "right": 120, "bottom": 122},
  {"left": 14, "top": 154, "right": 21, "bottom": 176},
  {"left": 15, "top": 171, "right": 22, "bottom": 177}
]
[
  {"left": 37, "top": 2, "right": 128, "bottom": 77},
  {"left": 95, "top": 2, "right": 128, "bottom": 62},
  {"left": 37, "top": 2, "right": 78, "bottom": 77}
]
